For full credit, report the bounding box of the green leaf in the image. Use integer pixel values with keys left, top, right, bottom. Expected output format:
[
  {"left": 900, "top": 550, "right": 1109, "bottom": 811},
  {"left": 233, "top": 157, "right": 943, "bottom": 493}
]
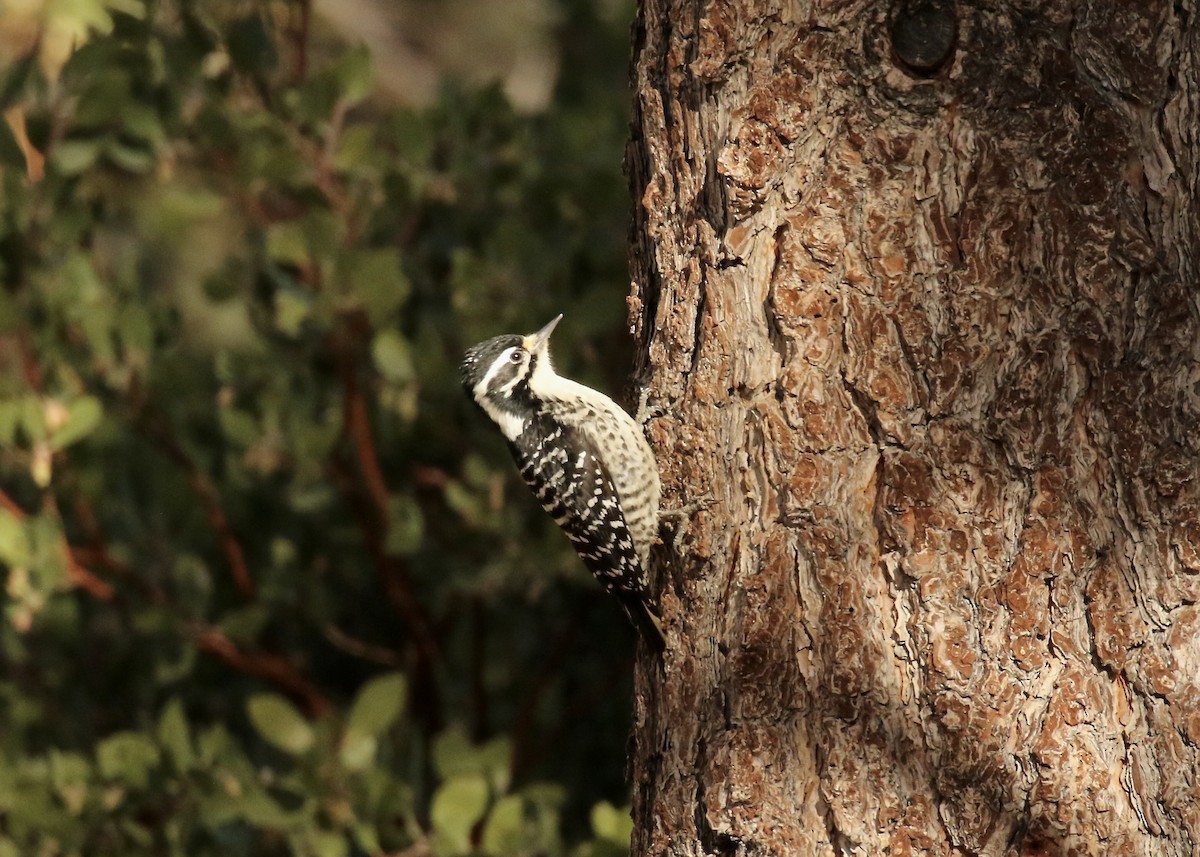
[
  {"left": 49, "top": 750, "right": 91, "bottom": 815},
  {"left": 106, "top": 140, "right": 155, "bottom": 173},
  {"left": 431, "top": 724, "right": 475, "bottom": 780},
  {"left": 266, "top": 222, "right": 310, "bottom": 267},
  {"left": 347, "top": 248, "right": 409, "bottom": 325},
  {"left": 340, "top": 671, "right": 405, "bottom": 770},
  {"left": 332, "top": 45, "right": 373, "bottom": 106},
  {"left": 345, "top": 672, "right": 406, "bottom": 743},
  {"left": 25, "top": 514, "right": 68, "bottom": 586},
  {"left": 274, "top": 289, "right": 311, "bottom": 336},
  {"left": 0, "top": 509, "right": 28, "bottom": 568},
  {"left": 384, "top": 494, "right": 423, "bottom": 556},
  {"left": 158, "top": 698, "right": 194, "bottom": 771},
  {"left": 338, "top": 730, "right": 377, "bottom": 772},
  {"left": 218, "top": 605, "right": 270, "bottom": 643},
  {"left": 53, "top": 138, "right": 102, "bottom": 175},
  {"left": 350, "top": 822, "right": 382, "bottom": 854},
  {"left": 443, "top": 480, "right": 486, "bottom": 527},
  {"left": 430, "top": 774, "right": 490, "bottom": 855},
  {"left": 196, "top": 723, "right": 236, "bottom": 767},
  {"left": 481, "top": 794, "right": 525, "bottom": 854},
  {"left": 308, "top": 829, "right": 349, "bottom": 857},
  {"left": 48, "top": 396, "right": 103, "bottom": 450},
  {"left": 370, "top": 330, "right": 414, "bottom": 384},
  {"left": 333, "top": 125, "right": 376, "bottom": 172},
  {"left": 590, "top": 801, "right": 632, "bottom": 845},
  {"left": 477, "top": 736, "right": 513, "bottom": 794},
  {"left": 246, "top": 693, "right": 314, "bottom": 755},
  {"left": 218, "top": 406, "right": 259, "bottom": 446},
  {"left": 96, "top": 731, "right": 161, "bottom": 789},
  {"left": 237, "top": 788, "right": 296, "bottom": 827},
  {"left": 107, "top": 0, "right": 145, "bottom": 19},
  {"left": 122, "top": 103, "right": 165, "bottom": 148}
]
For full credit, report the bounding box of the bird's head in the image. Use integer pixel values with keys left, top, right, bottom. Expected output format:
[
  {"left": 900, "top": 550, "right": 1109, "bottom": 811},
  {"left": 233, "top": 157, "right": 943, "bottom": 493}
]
[{"left": 460, "top": 315, "right": 562, "bottom": 422}]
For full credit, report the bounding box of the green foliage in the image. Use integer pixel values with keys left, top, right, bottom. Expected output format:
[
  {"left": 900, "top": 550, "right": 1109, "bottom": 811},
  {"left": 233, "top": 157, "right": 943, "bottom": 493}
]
[
  {"left": 0, "top": 0, "right": 639, "bottom": 853},
  {"left": 0, "top": 682, "right": 633, "bottom": 856}
]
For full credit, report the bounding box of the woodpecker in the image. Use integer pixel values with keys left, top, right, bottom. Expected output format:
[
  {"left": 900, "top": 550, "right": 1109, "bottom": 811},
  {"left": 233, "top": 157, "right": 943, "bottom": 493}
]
[{"left": 460, "top": 315, "right": 665, "bottom": 651}]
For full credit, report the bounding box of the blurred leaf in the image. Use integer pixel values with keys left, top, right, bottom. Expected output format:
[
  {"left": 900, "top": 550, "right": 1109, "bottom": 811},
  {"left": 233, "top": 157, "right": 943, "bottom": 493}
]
[
  {"left": 106, "top": 140, "right": 156, "bottom": 173},
  {"left": 333, "top": 125, "right": 376, "bottom": 172},
  {"left": 478, "top": 736, "right": 513, "bottom": 794},
  {"left": 332, "top": 45, "right": 372, "bottom": 106},
  {"left": 275, "top": 289, "right": 312, "bottom": 336},
  {"left": 345, "top": 248, "right": 409, "bottom": 325},
  {"left": 338, "top": 730, "right": 376, "bottom": 772},
  {"left": 218, "top": 406, "right": 258, "bottom": 446},
  {"left": 122, "top": 103, "right": 165, "bottom": 149},
  {"left": 246, "top": 694, "right": 314, "bottom": 755},
  {"left": 430, "top": 774, "right": 489, "bottom": 855},
  {"left": 49, "top": 750, "right": 91, "bottom": 815},
  {"left": 348, "top": 822, "right": 382, "bottom": 854},
  {"left": 158, "top": 698, "right": 195, "bottom": 771},
  {"left": 267, "top": 222, "right": 310, "bottom": 268},
  {"left": 431, "top": 724, "right": 474, "bottom": 780},
  {"left": 341, "top": 671, "right": 406, "bottom": 770},
  {"left": 218, "top": 605, "right": 270, "bottom": 643},
  {"left": 47, "top": 396, "right": 103, "bottom": 450},
  {"left": 590, "top": 801, "right": 632, "bottom": 845},
  {"left": 53, "top": 139, "right": 103, "bottom": 175},
  {"left": 345, "top": 672, "right": 406, "bottom": 742},
  {"left": 481, "top": 794, "right": 525, "bottom": 854},
  {"left": 384, "top": 494, "right": 423, "bottom": 555},
  {"left": 238, "top": 788, "right": 297, "bottom": 827},
  {"left": 308, "top": 829, "right": 349, "bottom": 857},
  {"left": 370, "top": 330, "right": 414, "bottom": 384},
  {"left": 96, "top": 731, "right": 161, "bottom": 789},
  {"left": 444, "top": 479, "right": 488, "bottom": 528},
  {"left": 0, "top": 509, "right": 28, "bottom": 568}
]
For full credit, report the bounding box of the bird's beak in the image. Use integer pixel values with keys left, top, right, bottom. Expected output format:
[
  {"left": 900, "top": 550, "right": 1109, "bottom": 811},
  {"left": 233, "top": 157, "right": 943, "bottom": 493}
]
[{"left": 525, "top": 314, "right": 563, "bottom": 353}]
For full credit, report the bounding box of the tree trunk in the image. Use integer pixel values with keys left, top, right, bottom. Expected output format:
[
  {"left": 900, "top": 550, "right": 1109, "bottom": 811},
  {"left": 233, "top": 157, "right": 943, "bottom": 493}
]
[{"left": 626, "top": 1, "right": 1200, "bottom": 855}]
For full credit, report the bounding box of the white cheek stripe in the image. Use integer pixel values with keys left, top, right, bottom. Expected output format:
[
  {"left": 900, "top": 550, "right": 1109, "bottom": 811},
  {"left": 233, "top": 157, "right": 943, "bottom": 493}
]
[
  {"left": 473, "top": 348, "right": 527, "bottom": 442},
  {"left": 473, "top": 351, "right": 512, "bottom": 401}
]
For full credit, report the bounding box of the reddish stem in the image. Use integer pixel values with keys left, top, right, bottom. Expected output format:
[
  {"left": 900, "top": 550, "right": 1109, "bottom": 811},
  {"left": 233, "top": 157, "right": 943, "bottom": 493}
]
[
  {"left": 194, "top": 626, "right": 331, "bottom": 718},
  {"left": 140, "top": 417, "right": 257, "bottom": 600}
]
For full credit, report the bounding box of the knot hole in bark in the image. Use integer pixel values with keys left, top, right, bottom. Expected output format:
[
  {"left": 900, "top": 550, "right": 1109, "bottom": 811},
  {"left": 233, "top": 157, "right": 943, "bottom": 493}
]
[{"left": 890, "top": 0, "right": 957, "bottom": 76}]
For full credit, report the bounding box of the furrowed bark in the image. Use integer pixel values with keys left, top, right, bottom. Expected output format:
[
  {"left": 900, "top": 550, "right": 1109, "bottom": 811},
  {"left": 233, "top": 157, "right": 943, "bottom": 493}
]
[{"left": 627, "top": 1, "right": 1200, "bottom": 855}]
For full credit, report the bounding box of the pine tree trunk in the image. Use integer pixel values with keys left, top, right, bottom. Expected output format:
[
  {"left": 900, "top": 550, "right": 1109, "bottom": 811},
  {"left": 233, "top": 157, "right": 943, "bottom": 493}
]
[{"left": 626, "top": 1, "right": 1200, "bottom": 854}]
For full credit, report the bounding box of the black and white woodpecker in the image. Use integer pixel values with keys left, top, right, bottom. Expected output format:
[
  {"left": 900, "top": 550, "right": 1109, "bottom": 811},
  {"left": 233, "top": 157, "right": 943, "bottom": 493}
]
[{"left": 460, "top": 315, "right": 665, "bottom": 651}]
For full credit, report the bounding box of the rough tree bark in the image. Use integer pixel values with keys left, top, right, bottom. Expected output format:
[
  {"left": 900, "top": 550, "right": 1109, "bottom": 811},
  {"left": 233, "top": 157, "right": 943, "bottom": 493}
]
[{"left": 626, "top": 1, "right": 1199, "bottom": 855}]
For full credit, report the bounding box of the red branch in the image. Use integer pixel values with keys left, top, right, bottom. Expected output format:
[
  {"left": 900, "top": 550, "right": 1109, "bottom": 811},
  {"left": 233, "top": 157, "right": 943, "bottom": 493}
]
[
  {"left": 331, "top": 325, "right": 442, "bottom": 728},
  {"left": 64, "top": 549, "right": 115, "bottom": 601},
  {"left": 335, "top": 332, "right": 437, "bottom": 654},
  {"left": 0, "top": 487, "right": 114, "bottom": 601},
  {"left": 193, "top": 626, "right": 331, "bottom": 717},
  {"left": 344, "top": 367, "right": 392, "bottom": 519},
  {"left": 140, "top": 418, "right": 257, "bottom": 600},
  {"left": 0, "top": 486, "right": 24, "bottom": 519}
]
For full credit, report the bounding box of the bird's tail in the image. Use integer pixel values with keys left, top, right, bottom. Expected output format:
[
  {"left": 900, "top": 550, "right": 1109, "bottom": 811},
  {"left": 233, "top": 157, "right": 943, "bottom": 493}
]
[{"left": 619, "top": 594, "right": 666, "bottom": 654}]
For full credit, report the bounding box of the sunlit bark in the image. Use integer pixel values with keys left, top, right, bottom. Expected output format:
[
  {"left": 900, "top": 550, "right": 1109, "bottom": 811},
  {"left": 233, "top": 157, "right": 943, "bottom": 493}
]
[{"left": 628, "top": 1, "right": 1200, "bottom": 854}]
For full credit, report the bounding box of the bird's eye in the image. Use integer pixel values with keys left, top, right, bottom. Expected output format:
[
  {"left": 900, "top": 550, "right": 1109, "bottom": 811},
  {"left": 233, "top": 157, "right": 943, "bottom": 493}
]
[{"left": 509, "top": 349, "right": 525, "bottom": 364}]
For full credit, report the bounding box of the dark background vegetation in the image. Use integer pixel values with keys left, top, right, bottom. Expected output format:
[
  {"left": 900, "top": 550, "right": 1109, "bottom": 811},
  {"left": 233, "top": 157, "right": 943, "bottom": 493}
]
[{"left": 0, "top": 1, "right": 641, "bottom": 853}]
